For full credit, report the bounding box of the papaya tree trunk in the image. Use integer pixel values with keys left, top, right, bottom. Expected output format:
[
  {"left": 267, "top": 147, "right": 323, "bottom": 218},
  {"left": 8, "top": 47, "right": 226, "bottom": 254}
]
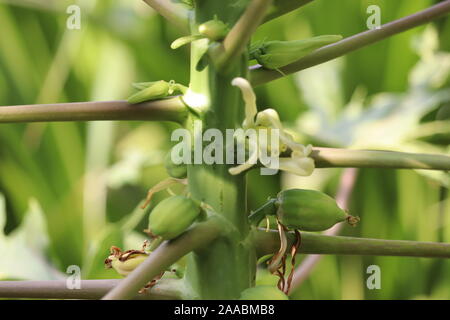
[{"left": 184, "top": 1, "right": 255, "bottom": 299}]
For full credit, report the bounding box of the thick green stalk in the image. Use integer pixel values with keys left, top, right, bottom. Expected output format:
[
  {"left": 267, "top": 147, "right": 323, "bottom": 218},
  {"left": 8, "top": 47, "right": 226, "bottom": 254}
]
[
  {"left": 255, "top": 229, "right": 450, "bottom": 258},
  {"left": 0, "top": 279, "right": 182, "bottom": 300},
  {"left": 183, "top": 1, "right": 255, "bottom": 300},
  {"left": 312, "top": 147, "right": 450, "bottom": 171},
  {"left": 0, "top": 98, "right": 188, "bottom": 124}
]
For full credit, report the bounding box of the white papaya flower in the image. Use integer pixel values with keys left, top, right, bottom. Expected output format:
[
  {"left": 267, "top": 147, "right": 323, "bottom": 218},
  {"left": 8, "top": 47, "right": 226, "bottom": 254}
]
[{"left": 230, "top": 77, "right": 315, "bottom": 176}]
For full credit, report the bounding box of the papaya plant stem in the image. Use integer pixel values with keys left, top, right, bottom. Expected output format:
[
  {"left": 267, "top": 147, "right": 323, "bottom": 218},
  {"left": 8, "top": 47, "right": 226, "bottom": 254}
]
[
  {"left": 183, "top": 1, "right": 255, "bottom": 300},
  {"left": 311, "top": 147, "right": 450, "bottom": 171},
  {"left": 0, "top": 279, "right": 182, "bottom": 300},
  {"left": 102, "top": 218, "right": 222, "bottom": 300},
  {"left": 0, "top": 98, "right": 188, "bottom": 124},
  {"left": 250, "top": 0, "right": 450, "bottom": 85},
  {"left": 217, "top": 0, "right": 272, "bottom": 72},
  {"left": 142, "top": 0, "right": 190, "bottom": 33},
  {"left": 255, "top": 229, "right": 450, "bottom": 259},
  {"left": 264, "top": 0, "right": 313, "bottom": 23}
]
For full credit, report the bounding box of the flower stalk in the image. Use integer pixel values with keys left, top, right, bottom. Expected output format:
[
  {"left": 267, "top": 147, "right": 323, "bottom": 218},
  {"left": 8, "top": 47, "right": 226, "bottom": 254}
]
[
  {"left": 255, "top": 229, "right": 450, "bottom": 259},
  {"left": 0, "top": 279, "right": 182, "bottom": 300},
  {"left": 0, "top": 98, "right": 188, "bottom": 124},
  {"left": 311, "top": 147, "right": 450, "bottom": 171}
]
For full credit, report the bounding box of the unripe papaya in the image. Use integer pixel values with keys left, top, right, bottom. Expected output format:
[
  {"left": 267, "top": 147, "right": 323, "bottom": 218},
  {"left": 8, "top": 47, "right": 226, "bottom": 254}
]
[
  {"left": 239, "top": 285, "right": 289, "bottom": 300},
  {"left": 249, "top": 189, "right": 359, "bottom": 230},
  {"left": 276, "top": 189, "right": 358, "bottom": 231},
  {"left": 148, "top": 195, "right": 201, "bottom": 240},
  {"left": 164, "top": 152, "right": 187, "bottom": 179}
]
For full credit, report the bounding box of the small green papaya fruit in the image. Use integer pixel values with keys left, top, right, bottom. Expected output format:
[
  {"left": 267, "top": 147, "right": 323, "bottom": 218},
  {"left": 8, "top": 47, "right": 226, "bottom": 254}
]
[
  {"left": 239, "top": 285, "right": 289, "bottom": 300},
  {"left": 248, "top": 189, "right": 359, "bottom": 231},
  {"left": 148, "top": 195, "right": 201, "bottom": 240},
  {"left": 276, "top": 189, "right": 358, "bottom": 231},
  {"left": 164, "top": 152, "right": 187, "bottom": 179}
]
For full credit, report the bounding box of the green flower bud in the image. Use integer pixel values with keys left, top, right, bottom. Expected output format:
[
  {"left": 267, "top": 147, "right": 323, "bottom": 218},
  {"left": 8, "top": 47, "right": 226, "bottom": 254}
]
[
  {"left": 127, "top": 80, "right": 188, "bottom": 104},
  {"left": 127, "top": 80, "right": 171, "bottom": 104},
  {"left": 239, "top": 285, "right": 289, "bottom": 300},
  {"left": 250, "top": 35, "right": 343, "bottom": 69},
  {"left": 198, "top": 19, "right": 229, "bottom": 41},
  {"left": 148, "top": 195, "right": 202, "bottom": 240}
]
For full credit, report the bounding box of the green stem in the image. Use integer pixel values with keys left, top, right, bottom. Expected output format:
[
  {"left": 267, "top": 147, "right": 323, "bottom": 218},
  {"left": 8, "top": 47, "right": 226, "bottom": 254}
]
[
  {"left": 250, "top": 0, "right": 450, "bottom": 85},
  {"left": 311, "top": 147, "right": 450, "bottom": 171},
  {"left": 264, "top": 0, "right": 313, "bottom": 22},
  {"left": 0, "top": 98, "right": 188, "bottom": 124},
  {"left": 255, "top": 229, "right": 450, "bottom": 258},
  {"left": 217, "top": 0, "right": 272, "bottom": 72},
  {"left": 142, "top": 0, "right": 190, "bottom": 33},
  {"left": 102, "top": 218, "right": 222, "bottom": 300},
  {"left": 182, "top": 1, "right": 256, "bottom": 300},
  {"left": 0, "top": 279, "right": 182, "bottom": 300}
]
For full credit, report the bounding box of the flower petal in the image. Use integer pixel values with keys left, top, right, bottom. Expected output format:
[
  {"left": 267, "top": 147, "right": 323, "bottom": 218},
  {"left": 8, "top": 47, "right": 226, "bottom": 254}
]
[
  {"left": 232, "top": 77, "right": 257, "bottom": 128},
  {"left": 229, "top": 137, "right": 259, "bottom": 175}
]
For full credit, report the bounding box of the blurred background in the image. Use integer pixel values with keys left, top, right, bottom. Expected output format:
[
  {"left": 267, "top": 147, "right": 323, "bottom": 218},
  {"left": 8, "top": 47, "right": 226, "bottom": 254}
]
[{"left": 0, "top": 0, "right": 449, "bottom": 299}]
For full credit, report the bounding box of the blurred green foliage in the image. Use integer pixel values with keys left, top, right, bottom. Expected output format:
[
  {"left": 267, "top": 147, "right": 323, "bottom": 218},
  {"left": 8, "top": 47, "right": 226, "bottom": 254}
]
[{"left": 0, "top": 0, "right": 449, "bottom": 299}]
